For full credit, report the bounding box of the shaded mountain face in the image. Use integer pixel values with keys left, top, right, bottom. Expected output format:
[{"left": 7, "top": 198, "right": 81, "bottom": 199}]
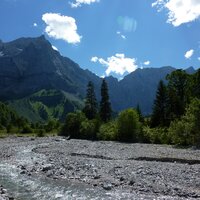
[
  {"left": 0, "top": 35, "right": 101, "bottom": 100},
  {"left": 0, "top": 36, "right": 195, "bottom": 119}
]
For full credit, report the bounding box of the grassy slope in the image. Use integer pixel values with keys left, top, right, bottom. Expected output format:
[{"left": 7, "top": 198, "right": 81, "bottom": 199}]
[{"left": 8, "top": 89, "right": 84, "bottom": 123}]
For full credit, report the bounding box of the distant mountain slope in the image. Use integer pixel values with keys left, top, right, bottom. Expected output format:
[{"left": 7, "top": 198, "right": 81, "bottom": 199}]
[
  {"left": 117, "top": 67, "right": 175, "bottom": 114},
  {"left": 8, "top": 89, "right": 83, "bottom": 122},
  {"left": 0, "top": 36, "right": 196, "bottom": 119}
]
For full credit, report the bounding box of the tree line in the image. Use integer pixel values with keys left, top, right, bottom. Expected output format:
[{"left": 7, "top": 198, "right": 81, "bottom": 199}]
[
  {"left": 149, "top": 69, "right": 200, "bottom": 146},
  {"left": 1, "top": 68, "right": 200, "bottom": 146},
  {"left": 61, "top": 69, "right": 200, "bottom": 147},
  {"left": 0, "top": 102, "right": 60, "bottom": 136},
  {"left": 60, "top": 79, "right": 142, "bottom": 142}
]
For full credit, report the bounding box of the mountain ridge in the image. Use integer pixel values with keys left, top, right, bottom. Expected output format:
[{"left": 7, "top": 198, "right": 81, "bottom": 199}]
[{"left": 0, "top": 35, "right": 196, "bottom": 120}]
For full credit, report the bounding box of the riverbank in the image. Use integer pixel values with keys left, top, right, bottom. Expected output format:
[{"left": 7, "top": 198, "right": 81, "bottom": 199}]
[{"left": 0, "top": 136, "right": 200, "bottom": 199}]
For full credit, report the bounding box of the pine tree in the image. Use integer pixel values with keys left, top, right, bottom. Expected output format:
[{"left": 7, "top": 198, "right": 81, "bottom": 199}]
[
  {"left": 151, "top": 80, "right": 168, "bottom": 127},
  {"left": 166, "top": 69, "right": 189, "bottom": 121},
  {"left": 193, "top": 69, "right": 200, "bottom": 98},
  {"left": 136, "top": 104, "right": 144, "bottom": 123},
  {"left": 83, "top": 81, "right": 98, "bottom": 120},
  {"left": 100, "top": 79, "right": 112, "bottom": 122}
]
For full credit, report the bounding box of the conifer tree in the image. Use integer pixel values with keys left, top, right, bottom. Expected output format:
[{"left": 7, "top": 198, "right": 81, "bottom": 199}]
[
  {"left": 166, "top": 69, "right": 189, "bottom": 121},
  {"left": 151, "top": 80, "right": 168, "bottom": 127},
  {"left": 136, "top": 104, "right": 144, "bottom": 123},
  {"left": 100, "top": 79, "right": 112, "bottom": 122},
  {"left": 193, "top": 69, "right": 200, "bottom": 98},
  {"left": 83, "top": 81, "right": 98, "bottom": 120}
]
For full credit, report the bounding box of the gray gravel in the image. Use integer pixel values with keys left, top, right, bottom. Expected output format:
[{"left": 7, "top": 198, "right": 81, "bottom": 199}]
[{"left": 0, "top": 136, "right": 200, "bottom": 199}]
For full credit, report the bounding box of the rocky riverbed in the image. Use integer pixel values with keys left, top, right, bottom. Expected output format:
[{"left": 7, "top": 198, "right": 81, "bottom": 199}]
[{"left": 0, "top": 136, "right": 200, "bottom": 199}]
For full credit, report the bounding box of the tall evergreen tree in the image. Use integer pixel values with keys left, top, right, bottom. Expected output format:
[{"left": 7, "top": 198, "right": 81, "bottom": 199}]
[
  {"left": 100, "top": 79, "right": 112, "bottom": 122},
  {"left": 166, "top": 69, "right": 189, "bottom": 121},
  {"left": 151, "top": 80, "right": 168, "bottom": 127},
  {"left": 136, "top": 104, "right": 144, "bottom": 123},
  {"left": 83, "top": 81, "right": 98, "bottom": 120},
  {"left": 192, "top": 69, "right": 200, "bottom": 98}
]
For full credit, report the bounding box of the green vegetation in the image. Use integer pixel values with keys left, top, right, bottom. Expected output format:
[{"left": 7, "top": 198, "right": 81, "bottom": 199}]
[
  {"left": 8, "top": 89, "right": 83, "bottom": 123},
  {"left": 151, "top": 80, "right": 168, "bottom": 127},
  {"left": 169, "top": 98, "right": 200, "bottom": 146},
  {"left": 0, "top": 101, "right": 61, "bottom": 137},
  {"left": 117, "top": 109, "right": 141, "bottom": 142},
  {"left": 60, "top": 69, "right": 200, "bottom": 147},
  {"left": 100, "top": 79, "right": 112, "bottom": 122},
  {"left": 83, "top": 81, "right": 98, "bottom": 120}
]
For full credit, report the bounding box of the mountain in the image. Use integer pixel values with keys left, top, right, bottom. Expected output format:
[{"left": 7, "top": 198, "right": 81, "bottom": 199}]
[
  {"left": 0, "top": 36, "right": 195, "bottom": 121},
  {"left": 0, "top": 35, "right": 101, "bottom": 100},
  {"left": 117, "top": 67, "right": 175, "bottom": 114}
]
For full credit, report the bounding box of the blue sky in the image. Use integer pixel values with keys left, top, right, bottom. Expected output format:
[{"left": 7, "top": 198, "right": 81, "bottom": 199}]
[{"left": 0, "top": 0, "right": 200, "bottom": 78}]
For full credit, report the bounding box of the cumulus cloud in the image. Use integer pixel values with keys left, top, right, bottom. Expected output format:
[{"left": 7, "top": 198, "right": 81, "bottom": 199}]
[
  {"left": 144, "top": 60, "right": 150, "bottom": 66},
  {"left": 52, "top": 45, "right": 58, "bottom": 51},
  {"left": 116, "top": 31, "right": 126, "bottom": 40},
  {"left": 42, "top": 13, "right": 81, "bottom": 44},
  {"left": 33, "top": 23, "right": 38, "bottom": 27},
  {"left": 152, "top": 0, "right": 200, "bottom": 26},
  {"left": 185, "top": 49, "right": 194, "bottom": 59},
  {"left": 91, "top": 54, "right": 138, "bottom": 76},
  {"left": 70, "top": 0, "right": 100, "bottom": 8}
]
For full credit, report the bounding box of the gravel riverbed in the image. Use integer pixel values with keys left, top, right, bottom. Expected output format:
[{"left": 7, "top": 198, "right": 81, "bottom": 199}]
[{"left": 0, "top": 136, "right": 200, "bottom": 199}]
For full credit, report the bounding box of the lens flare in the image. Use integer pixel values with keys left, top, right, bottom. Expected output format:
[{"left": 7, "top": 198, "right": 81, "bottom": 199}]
[{"left": 117, "top": 16, "right": 137, "bottom": 32}]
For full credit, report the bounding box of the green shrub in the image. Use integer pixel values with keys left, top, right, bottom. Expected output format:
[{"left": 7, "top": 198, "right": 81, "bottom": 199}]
[
  {"left": 80, "top": 119, "right": 97, "bottom": 140},
  {"left": 37, "top": 129, "right": 45, "bottom": 137},
  {"left": 117, "top": 109, "right": 141, "bottom": 142},
  {"left": 168, "top": 98, "right": 200, "bottom": 146},
  {"left": 60, "top": 111, "right": 86, "bottom": 138},
  {"left": 142, "top": 126, "right": 171, "bottom": 144},
  {"left": 45, "top": 119, "right": 60, "bottom": 132},
  {"left": 97, "top": 121, "right": 117, "bottom": 141},
  {"left": 21, "top": 125, "right": 33, "bottom": 134},
  {"left": 6, "top": 124, "right": 18, "bottom": 134}
]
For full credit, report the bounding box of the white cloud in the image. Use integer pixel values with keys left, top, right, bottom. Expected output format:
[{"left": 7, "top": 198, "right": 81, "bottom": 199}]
[
  {"left": 152, "top": 0, "right": 200, "bottom": 26},
  {"left": 144, "top": 60, "right": 150, "bottom": 66},
  {"left": 185, "top": 49, "right": 194, "bottom": 59},
  {"left": 198, "top": 57, "right": 200, "bottom": 61},
  {"left": 42, "top": 13, "right": 81, "bottom": 44},
  {"left": 70, "top": 0, "right": 99, "bottom": 8},
  {"left": 33, "top": 23, "right": 38, "bottom": 27},
  {"left": 91, "top": 56, "right": 98, "bottom": 62},
  {"left": 116, "top": 31, "right": 126, "bottom": 40},
  {"left": 52, "top": 45, "right": 58, "bottom": 51},
  {"left": 91, "top": 53, "right": 138, "bottom": 76}
]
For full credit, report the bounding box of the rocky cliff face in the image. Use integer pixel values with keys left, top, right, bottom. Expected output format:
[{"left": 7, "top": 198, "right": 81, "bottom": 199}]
[{"left": 0, "top": 35, "right": 100, "bottom": 100}]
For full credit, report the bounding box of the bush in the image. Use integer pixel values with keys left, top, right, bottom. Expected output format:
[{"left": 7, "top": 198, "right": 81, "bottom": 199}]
[
  {"left": 6, "top": 124, "right": 18, "bottom": 134},
  {"left": 117, "top": 109, "right": 141, "bottom": 142},
  {"left": 60, "top": 111, "right": 86, "bottom": 138},
  {"left": 80, "top": 119, "right": 98, "bottom": 140},
  {"left": 37, "top": 129, "right": 45, "bottom": 137},
  {"left": 21, "top": 125, "right": 33, "bottom": 134},
  {"left": 97, "top": 121, "right": 117, "bottom": 141},
  {"left": 45, "top": 119, "right": 60, "bottom": 132},
  {"left": 142, "top": 126, "right": 171, "bottom": 144},
  {"left": 168, "top": 98, "right": 200, "bottom": 146}
]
